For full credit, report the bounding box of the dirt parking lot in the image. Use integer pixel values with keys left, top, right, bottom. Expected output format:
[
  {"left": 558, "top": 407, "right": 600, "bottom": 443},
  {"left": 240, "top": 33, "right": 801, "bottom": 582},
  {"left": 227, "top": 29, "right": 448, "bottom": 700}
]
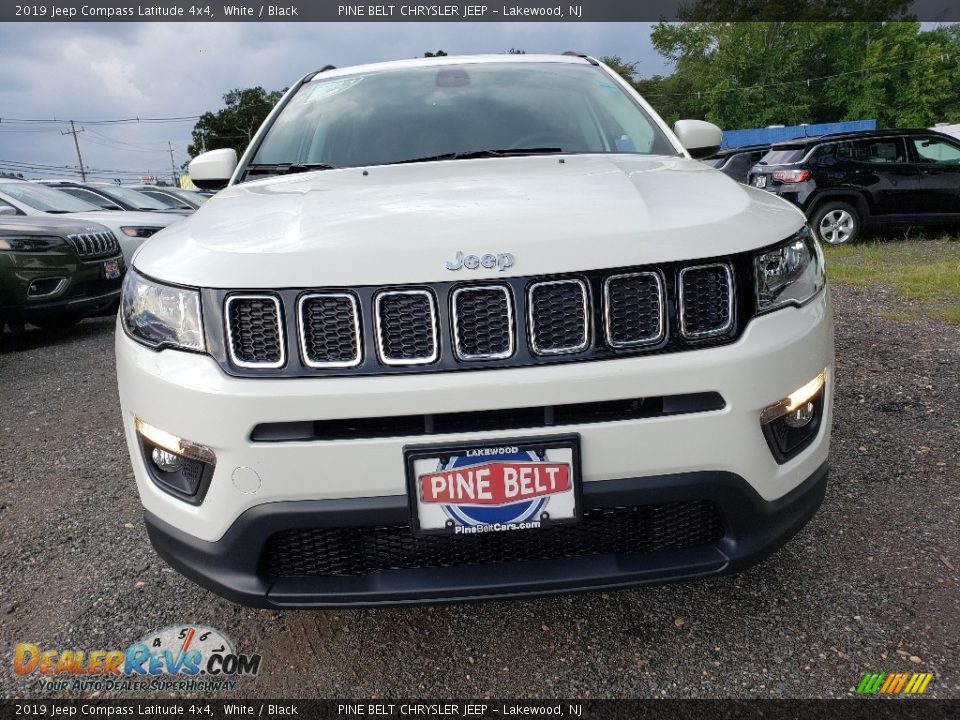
[{"left": 1, "top": 246, "right": 958, "bottom": 699}]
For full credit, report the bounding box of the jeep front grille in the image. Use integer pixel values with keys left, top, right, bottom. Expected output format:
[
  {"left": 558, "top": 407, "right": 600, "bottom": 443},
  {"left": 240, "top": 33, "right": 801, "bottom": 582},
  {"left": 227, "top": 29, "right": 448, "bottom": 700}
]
[
  {"left": 527, "top": 279, "right": 589, "bottom": 355},
  {"left": 452, "top": 285, "right": 514, "bottom": 360},
  {"left": 604, "top": 272, "right": 664, "bottom": 348},
  {"left": 216, "top": 254, "right": 753, "bottom": 376},
  {"left": 66, "top": 231, "right": 119, "bottom": 258},
  {"left": 225, "top": 295, "right": 285, "bottom": 368},
  {"left": 374, "top": 290, "right": 438, "bottom": 365},
  {"left": 679, "top": 264, "right": 734, "bottom": 339},
  {"left": 298, "top": 293, "right": 361, "bottom": 368}
]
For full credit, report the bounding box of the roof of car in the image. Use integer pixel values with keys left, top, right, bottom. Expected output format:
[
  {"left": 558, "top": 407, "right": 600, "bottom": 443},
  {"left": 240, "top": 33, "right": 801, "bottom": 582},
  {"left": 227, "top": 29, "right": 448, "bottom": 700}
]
[
  {"left": 305, "top": 52, "right": 596, "bottom": 82},
  {"left": 770, "top": 128, "right": 949, "bottom": 148}
]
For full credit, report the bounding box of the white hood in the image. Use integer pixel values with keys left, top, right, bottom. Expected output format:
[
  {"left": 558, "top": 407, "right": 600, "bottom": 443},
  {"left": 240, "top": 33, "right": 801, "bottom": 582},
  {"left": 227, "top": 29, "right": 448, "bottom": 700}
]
[{"left": 133, "top": 154, "right": 807, "bottom": 288}]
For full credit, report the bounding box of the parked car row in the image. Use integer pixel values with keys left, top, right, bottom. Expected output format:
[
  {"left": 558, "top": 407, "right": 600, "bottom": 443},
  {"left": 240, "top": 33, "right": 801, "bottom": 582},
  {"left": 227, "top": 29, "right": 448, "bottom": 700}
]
[
  {"left": 0, "top": 180, "right": 205, "bottom": 342},
  {"left": 706, "top": 128, "right": 960, "bottom": 244}
]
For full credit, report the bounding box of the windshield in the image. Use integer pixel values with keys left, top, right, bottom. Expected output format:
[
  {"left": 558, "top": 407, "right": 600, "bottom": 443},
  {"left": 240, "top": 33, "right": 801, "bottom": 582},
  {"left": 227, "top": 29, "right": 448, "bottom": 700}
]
[
  {"left": 178, "top": 190, "right": 208, "bottom": 205},
  {"left": 0, "top": 182, "right": 100, "bottom": 213},
  {"left": 250, "top": 62, "right": 677, "bottom": 173},
  {"left": 138, "top": 190, "right": 186, "bottom": 208},
  {"left": 759, "top": 148, "right": 808, "bottom": 165},
  {"left": 98, "top": 186, "right": 170, "bottom": 210}
]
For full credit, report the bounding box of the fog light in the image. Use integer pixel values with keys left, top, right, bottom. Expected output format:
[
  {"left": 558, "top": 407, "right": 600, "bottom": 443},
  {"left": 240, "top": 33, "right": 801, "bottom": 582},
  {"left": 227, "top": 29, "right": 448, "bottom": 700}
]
[
  {"left": 760, "top": 370, "right": 827, "bottom": 425},
  {"left": 135, "top": 417, "right": 216, "bottom": 505},
  {"left": 134, "top": 417, "right": 216, "bottom": 464},
  {"left": 783, "top": 401, "right": 815, "bottom": 428},
  {"left": 760, "top": 371, "right": 827, "bottom": 464},
  {"left": 151, "top": 447, "right": 184, "bottom": 473}
]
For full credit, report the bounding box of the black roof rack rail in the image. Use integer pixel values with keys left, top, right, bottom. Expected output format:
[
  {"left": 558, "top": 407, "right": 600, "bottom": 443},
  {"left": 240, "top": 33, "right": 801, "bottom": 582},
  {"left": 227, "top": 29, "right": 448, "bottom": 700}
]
[
  {"left": 562, "top": 51, "right": 598, "bottom": 66},
  {"left": 303, "top": 65, "right": 337, "bottom": 82}
]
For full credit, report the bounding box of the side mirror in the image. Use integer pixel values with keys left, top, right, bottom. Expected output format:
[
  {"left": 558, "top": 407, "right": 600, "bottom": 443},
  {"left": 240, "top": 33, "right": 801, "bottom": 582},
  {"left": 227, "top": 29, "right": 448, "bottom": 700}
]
[
  {"left": 674, "top": 120, "right": 723, "bottom": 159},
  {"left": 188, "top": 148, "right": 238, "bottom": 191},
  {"left": 0, "top": 206, "right": 17, "bottom": 216}
]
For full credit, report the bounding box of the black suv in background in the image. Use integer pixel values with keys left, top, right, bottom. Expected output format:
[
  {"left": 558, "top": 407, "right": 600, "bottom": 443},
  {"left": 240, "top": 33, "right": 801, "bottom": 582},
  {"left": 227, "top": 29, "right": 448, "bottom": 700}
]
[
  {"left": 748, "top": 129, "right": 960, "bottom": 244},
  {"left": 0, "top": 216, "right": 123, "bottom": 345},
  {"left": 704, "top": 144, "right": 771, "bottom": 184}
]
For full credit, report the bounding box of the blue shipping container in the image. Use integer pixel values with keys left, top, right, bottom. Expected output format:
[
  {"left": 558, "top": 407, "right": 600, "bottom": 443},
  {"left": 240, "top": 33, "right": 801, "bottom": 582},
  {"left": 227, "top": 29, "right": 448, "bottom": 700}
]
[{"left": 721, "top": 120, "right": 878, "bottom": 149}]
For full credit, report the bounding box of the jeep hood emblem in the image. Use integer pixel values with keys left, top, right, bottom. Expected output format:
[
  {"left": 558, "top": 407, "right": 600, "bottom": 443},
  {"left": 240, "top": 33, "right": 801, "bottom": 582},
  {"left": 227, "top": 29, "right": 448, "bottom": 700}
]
[{"left": 445, "top": 250, "right": 515, "bottom": 272}]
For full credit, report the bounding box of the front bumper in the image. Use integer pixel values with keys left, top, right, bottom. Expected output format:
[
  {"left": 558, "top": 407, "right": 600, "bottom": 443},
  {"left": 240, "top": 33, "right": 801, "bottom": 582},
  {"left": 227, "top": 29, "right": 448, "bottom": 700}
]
[
  {"left": 117, "top": 287, "right": 833, "bottom": 605},
  {"left": 0, "top": 251, "right": 123, "bottom": 322},
  {"left": 144, "top": 463, "right": 828, "bottom": 608}
]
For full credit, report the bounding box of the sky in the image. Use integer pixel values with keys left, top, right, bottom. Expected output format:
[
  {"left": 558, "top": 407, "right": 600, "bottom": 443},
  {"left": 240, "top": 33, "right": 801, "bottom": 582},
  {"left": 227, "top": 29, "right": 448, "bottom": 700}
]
[{"left": 0, "top": 22, "right": 670, "bottom": 182}]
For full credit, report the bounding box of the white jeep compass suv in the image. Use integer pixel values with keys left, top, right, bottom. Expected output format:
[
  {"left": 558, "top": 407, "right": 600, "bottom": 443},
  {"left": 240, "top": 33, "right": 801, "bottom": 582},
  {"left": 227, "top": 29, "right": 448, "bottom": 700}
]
[{"left": 116, "top": 54, "right": 833, "bottom": 607}]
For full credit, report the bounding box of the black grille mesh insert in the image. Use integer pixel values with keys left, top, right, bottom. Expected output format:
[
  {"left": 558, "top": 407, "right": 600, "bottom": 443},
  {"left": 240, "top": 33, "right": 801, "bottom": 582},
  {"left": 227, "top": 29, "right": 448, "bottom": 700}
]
[
  {"left": 529, "top": 280, "right": 588, "bottom": 354},
  {"left": 262, "top": 500, "right": 724, "bottom": 577},
  {"left": 605, "top": 273, "right": 663, "bottom": 347},
  {"left": 227, "top": 297, "right": 283, "bottom": 366},
  {"left": 680, "top": 265, "right": 733, "bottom": 338},
  {"left": 300, "top": 294, "right": 359, "bottom": 366},
  {"left": 453, "top": 287, "right": 512, "bottom": 359},
  {"left": 376, "top": 291, "right": 436, "bottom": 363}
]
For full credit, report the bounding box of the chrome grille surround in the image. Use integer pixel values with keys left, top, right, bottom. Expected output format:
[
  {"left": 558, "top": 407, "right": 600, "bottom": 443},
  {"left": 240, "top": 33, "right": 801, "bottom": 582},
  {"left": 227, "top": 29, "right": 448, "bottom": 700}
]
[
  {"left": 66, "top": 231, "right": 119, "bottom": 258},
  {"left": 678, "top": 263, "right": 735, "bottom": 339},
  {"left": 527, "top": 278, "right": 590, "bottom": 356},
  {"left": 373, "top": 289, "right": 439, "bottom": 366},
  {"left": 602, "top": 271, "right": 665, "bottom": 348},
  {"left": 451, "top": 284, "right": 515, "bottom": 361},
  {"left": 225, "top": 294, "right": 286, "bottom": 369},
  {"left": 297, "top": 292, "right": 362, "bottom": 368}
]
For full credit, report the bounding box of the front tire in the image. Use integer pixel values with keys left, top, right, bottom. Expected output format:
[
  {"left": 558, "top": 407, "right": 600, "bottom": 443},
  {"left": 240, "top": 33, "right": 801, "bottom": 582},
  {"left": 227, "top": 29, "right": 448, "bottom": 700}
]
[{"left": 812, "top": 201, "right": 861, "bottom": 245}]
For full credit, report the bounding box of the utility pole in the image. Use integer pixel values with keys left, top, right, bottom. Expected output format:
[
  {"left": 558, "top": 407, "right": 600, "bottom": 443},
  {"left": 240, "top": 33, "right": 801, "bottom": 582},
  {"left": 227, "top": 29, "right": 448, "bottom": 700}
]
[
  {"left": 167, "top": 141, "right": 178, "bottom": 187},
  {"left": 62, "top": 120, "right": 86, "bottom": 181}
]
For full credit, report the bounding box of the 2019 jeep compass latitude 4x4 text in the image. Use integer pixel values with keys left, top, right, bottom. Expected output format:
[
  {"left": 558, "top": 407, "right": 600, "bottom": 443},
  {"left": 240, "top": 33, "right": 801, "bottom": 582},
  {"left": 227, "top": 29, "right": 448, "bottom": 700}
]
[{"left": 116, "top": 54, "right": 833, "bottom": 607}]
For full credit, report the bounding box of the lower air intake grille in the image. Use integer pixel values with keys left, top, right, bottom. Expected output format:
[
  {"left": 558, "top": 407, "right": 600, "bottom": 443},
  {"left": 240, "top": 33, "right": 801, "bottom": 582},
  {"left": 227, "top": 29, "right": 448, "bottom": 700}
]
[
  {"left": 528, "top": 279, "right": 589, "bottom": 355},
  {"left": 299, "top": 293, "right": 361, "bottom": 367},
  {"left": 452, "top": 285, "right": 513, "bottom": 360},
  {"left": 679, "top": 264, "right": 734, "bottom": 338},
  {"left": 66, "top": 231, "right": 119, "bottom": 258},
  {"left": 604, "top": 272, "right": 664, "bottom": 347},
  {"left": 375, "top": 290, "right": 438, "bottom": 365},
  {"left": 262, "top": 500, "right": 724, "bottom": 577},
  {"left": 226, "top": 295, "right": 284, "bottom": 368}
]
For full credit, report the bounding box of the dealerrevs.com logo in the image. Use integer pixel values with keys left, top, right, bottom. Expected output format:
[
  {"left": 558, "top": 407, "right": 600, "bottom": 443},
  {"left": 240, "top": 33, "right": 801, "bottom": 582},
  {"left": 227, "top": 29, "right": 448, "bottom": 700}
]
[{"left": 14, "top": 625, "right": 261, "bottom": 693}]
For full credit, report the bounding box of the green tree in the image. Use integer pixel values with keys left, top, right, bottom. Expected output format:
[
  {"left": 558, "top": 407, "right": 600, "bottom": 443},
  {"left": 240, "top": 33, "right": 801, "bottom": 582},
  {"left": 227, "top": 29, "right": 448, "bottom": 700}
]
[
  {"left": 599, "top": 55, "right": 642, "bottom": 84},
  {"left": 648, "top": 21, "right": 960, "bottom": 130},
  {"left": 187, "top": 86, "right": 285, "bottom": 158},
  {"left": 424, "top": 50, "right": 448, "bottom": 57}
]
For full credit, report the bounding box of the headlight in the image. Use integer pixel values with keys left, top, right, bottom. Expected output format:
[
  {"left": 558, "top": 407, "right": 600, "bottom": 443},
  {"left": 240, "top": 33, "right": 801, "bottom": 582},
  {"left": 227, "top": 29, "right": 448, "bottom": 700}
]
[
  {"left": 121, "top": 269, "right": 205, "bottom": 351},
  {"left": 0, "top": 235, "right": 68, "bottom": 252},
  {"left": 120, "top": 227, "right": 160, "bottom": 238},
  {"left": 754, "top": 226, "right": 825, "bottom": 313}
]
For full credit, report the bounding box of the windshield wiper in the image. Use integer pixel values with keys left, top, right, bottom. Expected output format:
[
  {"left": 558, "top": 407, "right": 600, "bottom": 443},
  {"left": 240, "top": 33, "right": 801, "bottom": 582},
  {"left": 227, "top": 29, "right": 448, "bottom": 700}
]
[
  {"left": 392, "top": 148, "right": 563, "bottom": 165},
  {"left": 245, "top": 162, "right": 337, "bottom": 176}
]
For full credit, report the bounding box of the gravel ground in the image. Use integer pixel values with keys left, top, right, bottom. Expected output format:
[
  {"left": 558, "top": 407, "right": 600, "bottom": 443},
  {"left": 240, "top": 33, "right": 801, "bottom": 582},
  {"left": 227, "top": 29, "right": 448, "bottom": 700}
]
[{"left": 1, "top": 282, "right": 957, "bottom": 700}]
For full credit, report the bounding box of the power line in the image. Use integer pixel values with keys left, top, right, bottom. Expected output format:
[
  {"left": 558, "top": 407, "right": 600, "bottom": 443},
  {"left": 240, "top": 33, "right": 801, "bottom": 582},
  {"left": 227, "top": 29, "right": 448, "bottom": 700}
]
[{"left": 0, "top": 115, "right": 201, "bottom": 126}]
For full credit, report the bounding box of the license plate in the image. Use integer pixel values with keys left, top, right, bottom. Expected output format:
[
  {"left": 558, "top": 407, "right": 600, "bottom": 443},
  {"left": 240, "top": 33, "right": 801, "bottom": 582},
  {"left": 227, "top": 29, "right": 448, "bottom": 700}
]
[
  {"left": 103, "top": 259, "right": 121, "bottom": 279},
  {"left": 753, "top": 175, "right": 767, "bottom": 188},
  {"left": 405, "top": 435, "right": 582, "bottom": 536}
]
